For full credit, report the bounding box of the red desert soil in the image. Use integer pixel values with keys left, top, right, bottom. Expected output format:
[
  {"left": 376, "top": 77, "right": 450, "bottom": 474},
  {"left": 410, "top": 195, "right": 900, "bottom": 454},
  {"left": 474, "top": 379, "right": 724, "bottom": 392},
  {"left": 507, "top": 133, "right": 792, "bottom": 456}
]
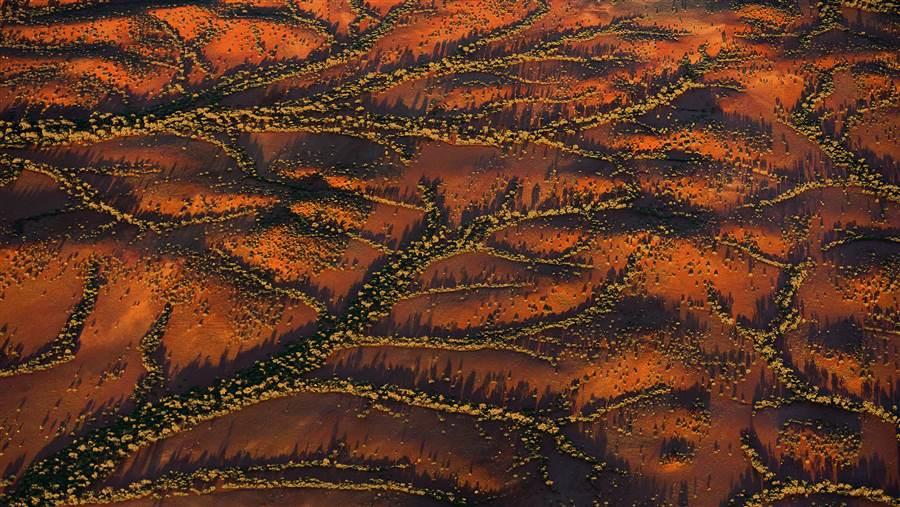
[{"left": 0, "top": 0, "right": 897, "bottom": 506}]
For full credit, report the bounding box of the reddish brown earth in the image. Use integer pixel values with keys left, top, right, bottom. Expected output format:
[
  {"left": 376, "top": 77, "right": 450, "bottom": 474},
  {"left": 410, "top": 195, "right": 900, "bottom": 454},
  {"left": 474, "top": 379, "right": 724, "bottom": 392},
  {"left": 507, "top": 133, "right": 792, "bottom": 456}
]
[{"left": 0, "top": 0, "right": 898, "bottom": 505}]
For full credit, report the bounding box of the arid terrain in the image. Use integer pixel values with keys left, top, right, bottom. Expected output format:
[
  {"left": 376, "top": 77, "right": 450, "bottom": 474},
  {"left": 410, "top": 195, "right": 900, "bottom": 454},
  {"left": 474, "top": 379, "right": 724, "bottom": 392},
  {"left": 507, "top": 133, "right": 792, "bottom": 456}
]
[{"left": 0, "top": 0, "right": 897, "bottom": 505}]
